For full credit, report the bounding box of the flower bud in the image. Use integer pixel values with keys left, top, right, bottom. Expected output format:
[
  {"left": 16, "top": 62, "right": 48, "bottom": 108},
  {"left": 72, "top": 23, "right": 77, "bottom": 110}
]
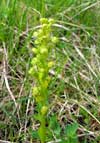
[
  {"left": 33, "top": 32, "right": 38, "bottom": 37},
  {"left": 51, "top": 37, "right": 58, "bottom": 43},
  {"left": 33, "top": 87, "right": 39, "bottom": 95},
  {"left": 41, "top": 106, "right": 48, "bottom": 115},
  {"left": 40, "top": 18, "right": 48, "bottom": 24},
  {"left": 28, "top": 68, "right": 33, "bottom": 75},
  {"left": 32, "top": 48, "right": 38, "bottom": 54},
  {"left": 31, "top": 57, "right": 38, "bottom": 65},
  {"left": 48, "top": 61, "right": 54, "bottom": 68},
  {"left": 49, "top": 18, "right": 55, "bottom": 24},
  {"left": 40, "top": 48, "right": 48, "bottom": 54}
]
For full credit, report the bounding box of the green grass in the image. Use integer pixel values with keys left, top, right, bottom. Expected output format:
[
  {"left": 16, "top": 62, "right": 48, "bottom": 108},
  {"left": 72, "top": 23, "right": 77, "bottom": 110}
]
[{"left": 0, "top": 0, "right": 100, "bottom": 142}]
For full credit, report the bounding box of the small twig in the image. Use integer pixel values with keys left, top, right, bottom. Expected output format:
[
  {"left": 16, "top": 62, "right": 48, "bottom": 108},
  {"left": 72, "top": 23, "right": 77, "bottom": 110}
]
[
  {"left": 47, "top": 139, "right": 61, "bottom": 143},
  {"left": 3, "top": 43, "right": 17, "bottom": 108},
  {"left": 0, "top": 140, "right": 14, "bottom": 143},
  {"left": 3, "top": 42, "right": 21, "bottom": 127},
  {"left": 24, "top": 90, "right": 32, "bottom": 133}
]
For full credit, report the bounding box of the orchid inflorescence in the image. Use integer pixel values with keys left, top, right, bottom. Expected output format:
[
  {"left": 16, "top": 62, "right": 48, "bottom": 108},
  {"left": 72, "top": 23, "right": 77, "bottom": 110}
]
[{"left": 29, "top": 18, "right": 58, "bottom": 143}]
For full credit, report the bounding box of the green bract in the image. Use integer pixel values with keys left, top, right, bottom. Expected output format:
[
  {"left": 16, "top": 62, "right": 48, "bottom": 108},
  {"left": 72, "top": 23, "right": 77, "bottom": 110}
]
[{"left": 29, "top": 18, "right": 58, "bottom": 143}]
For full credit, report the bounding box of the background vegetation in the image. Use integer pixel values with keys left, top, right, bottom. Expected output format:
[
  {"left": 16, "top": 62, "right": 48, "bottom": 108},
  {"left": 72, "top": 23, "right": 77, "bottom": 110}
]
[{"left": 0, "top": 0, "right": 100, "bottom": 142}]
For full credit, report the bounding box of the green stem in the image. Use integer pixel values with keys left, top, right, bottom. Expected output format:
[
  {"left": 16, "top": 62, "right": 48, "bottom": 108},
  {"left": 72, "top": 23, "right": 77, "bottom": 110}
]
[
  {"left": 39, "top": 113, "right": 46, "bottom": 143},
  {"left": 41, "top": 115, "right": 46, "bottom": 143}
]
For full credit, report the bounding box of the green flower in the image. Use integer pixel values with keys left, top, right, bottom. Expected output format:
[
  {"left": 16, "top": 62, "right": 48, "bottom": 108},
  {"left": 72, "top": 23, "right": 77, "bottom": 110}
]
[
  {"left": 31, "top": 57, "right": 38, "bottom": 65},
  {"left": 48, "top": 61, "right": 54, "bottom": 68},
  {"left": 33, "top": 87, "right": 39, "bottom": 95},
  {"left": 33, "top": 32, "right": 38, "bottom": 37},
  {"left": 28, "top": 67, "right": 33, "bottom": 75},
  {"left": 41, "top": 106, "right": 48, "bottom": 115},
  {"left": 51, "top": 37, "right": 58, "bottom": 43},
  {"left": 32, "top": 48, "right": 38, "bottom": 54},
  {"left": 40, "top": 18, "right": 48, "bottom": 24},
  {"left": 49, "top": 18, "right": 55, "bottom": 24},
  {"left": 40, "top": 47, "right": 48, "bottom": 54}
]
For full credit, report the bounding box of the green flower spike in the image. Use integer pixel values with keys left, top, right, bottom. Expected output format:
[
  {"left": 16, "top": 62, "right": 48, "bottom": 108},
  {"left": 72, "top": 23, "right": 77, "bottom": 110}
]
[{"left": 29, "top": 18, "right": 58, "bottom": 143}]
